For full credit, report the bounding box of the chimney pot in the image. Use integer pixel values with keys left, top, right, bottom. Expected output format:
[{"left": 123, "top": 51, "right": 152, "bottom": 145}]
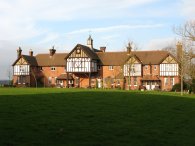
[
  {"left": 49, "top": 46, "right": 56, "bottom": 56},
  {"left": 100, "top": 47, "right": 106, "bottom": 52},
  {"left": 29, "top": 49, "right": 33, "bottom": 56},
  {"left": 127, "top": 43, "right": 132, "bottom": 54},
  {"left": 17, "top": 47, "right": 22, "bottom": 58}
]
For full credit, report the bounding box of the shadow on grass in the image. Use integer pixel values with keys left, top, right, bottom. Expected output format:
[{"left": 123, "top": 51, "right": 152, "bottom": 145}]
[{"left": 0, "top": 90, "right": 195, "bottom": 146}]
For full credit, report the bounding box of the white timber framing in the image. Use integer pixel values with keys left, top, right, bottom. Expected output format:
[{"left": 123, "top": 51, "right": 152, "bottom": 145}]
[{"left": 160, "top": 55, "right": 179, "bottom": 76}]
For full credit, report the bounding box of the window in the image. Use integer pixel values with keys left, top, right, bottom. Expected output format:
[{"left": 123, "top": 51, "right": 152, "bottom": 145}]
[
  {"left": 55, "top": 77, "right": 57, "bottom": 84},
  {"left": 145, "top": 65, "right": 148, "bottom": 70},
  {"left": 134, "top": 77, "right": 137, "bottom": 85},
  {"left": 154, "top": 65, "right": 157, "bottom": 70},
  {"left": 40, "top": 67, "right": 43, "bottom": 71},
  {"left": 98, "top": 65, "right": 101, "bottom": 70},
  {"left": 51, "top": 67, "right": 56, "bottom": 71},
  {"left": 48, "top": 77, "right": 52, "bottom": 84},
  {"left": 170, "top": 77, "right": 174, "bottom": 86},
  {"left": 109, "top": 66, "right": 114, "bottom": 70},
  {"left": 164, "top": 78, "right": 168, "bottom": 86},
  {"left": 75, "top": 78, "right": 79, "bottom": 85},
  {"left": 69, "top": 80, "right": 73, "bottom": 84},
  {"left": 19, "top": 65, "right": 25, "bottom": 72}
]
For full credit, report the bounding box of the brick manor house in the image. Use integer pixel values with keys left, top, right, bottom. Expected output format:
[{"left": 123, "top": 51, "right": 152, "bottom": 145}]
[{"left": 12, "top": 36, "right": 181, "bottom": 90}]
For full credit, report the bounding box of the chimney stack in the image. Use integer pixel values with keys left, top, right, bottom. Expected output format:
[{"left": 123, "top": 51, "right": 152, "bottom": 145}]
[
  {"left": 100, "top": 47, "right": 106, "bottom": 52},
  {"left": 49, "top": 46, "right": 56, "bottom": 56},
  {"left": 127, "top": 42, "right": 132, "bottom": 55},
  {"left": 17, "top": 47, "right": 22, "bottom": 58},
  {"left": 176, "top": 41, "right": 183, "bottom": 59},
  {"left": 29, "top": 49, "right": 33, "bottom": 56}
]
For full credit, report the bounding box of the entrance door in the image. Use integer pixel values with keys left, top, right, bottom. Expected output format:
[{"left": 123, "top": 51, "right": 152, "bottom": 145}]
[{"left": 97, "top": 79, "right": 102, "bottom": 88}]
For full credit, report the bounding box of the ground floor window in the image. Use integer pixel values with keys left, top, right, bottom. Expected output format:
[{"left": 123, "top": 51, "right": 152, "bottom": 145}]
[
  {"left": 18, "top": 76, "right": 26, "bottom": 84},
  {"left": 134, "top": 77, "right": 137, "bottom": 85},
  {"left": 164, "top": 78, "right": 168, "bottom": 86},
  {"left": 170, "top": 77, "right": 174, "bottom": 86}
]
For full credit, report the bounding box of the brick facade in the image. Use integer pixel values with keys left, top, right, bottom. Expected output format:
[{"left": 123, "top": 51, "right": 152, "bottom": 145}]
[{"left": 12, "top": 37, "right": 180, "bottom": 90}]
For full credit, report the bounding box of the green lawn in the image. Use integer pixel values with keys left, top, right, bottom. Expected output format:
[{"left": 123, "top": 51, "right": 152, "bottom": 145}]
[{"left": 0, "top": 88, "right": 195, "bottom": 146}]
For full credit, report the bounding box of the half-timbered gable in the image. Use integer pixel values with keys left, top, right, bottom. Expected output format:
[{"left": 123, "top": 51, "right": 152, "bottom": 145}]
[
  {"left": 124, "top": 55, "right": 142, "bottom": 76},
  {"left": 160, "top": 55, "right": 179, "bottom": 76},
  {"left": 13, "top": 55, "right": 37, "bottom": 75},
  {"left": 66, "top": 44, "right": 98, "bottom": 73}
]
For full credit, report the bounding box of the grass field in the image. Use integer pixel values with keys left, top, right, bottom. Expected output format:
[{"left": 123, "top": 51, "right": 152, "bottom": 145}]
[{"left": 0, "top": 88, "right": 195, "bottom": 146}]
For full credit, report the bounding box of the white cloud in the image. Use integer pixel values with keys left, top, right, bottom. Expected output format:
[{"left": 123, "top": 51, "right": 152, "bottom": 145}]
[
  {"left": 180, "top": 0, "right": 195, "bottom": 18},
  {"left": 67, "top": 24, "right": 164, "bottom": 35},
  {"left": 145, "top": 37, "right": 176, "bottom": 50}
]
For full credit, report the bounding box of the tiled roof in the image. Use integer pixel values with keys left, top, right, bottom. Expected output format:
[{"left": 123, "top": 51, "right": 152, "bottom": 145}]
[
  {"left": 133, "top": 51, "right": 169, "bottom": 64},
  {"left": 65, "top": 44, "right": 99, "bottom": 60},
  {"left": 96, "top": 52, "right": 129, "bottom": 65},
  {"left": 57, "top": 74, "right": 73, "bottom": 80},
  {"left": 12, "top": 55, "right": 38, "bottom": 66},
  {"left": 141, "top": 75, "right": 160, "bottom": 81},
  {"left": 35, "top": 53, "right": 68, "bottom": 66},
  {"left": 23, "top": 55, "right": 38, "bottom": 66},
  {"left": 96, "top": 50, "right": 170, "bottom": 65}
]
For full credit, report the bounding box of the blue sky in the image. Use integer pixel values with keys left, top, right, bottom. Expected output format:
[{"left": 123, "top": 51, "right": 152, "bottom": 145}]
[{"left": 0, "top": 0, "right": 195, "bottom": 79}]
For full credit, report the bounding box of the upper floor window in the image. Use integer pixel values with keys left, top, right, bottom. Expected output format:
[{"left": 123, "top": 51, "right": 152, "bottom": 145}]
[
  {"left": 98, "top": 65, "right": 101, "bottom": 70},
  {"left": 51, "top": 67, "right": 56, "bottom": 71},
  {"left": 109, "top": 66, "right": 114, "bottom": 70},
  {"left": 19, "top": 65, "right": 25, "bottom": 72},
  {"left": 154, "top": 65, "right": 157, "bottom": 70}
]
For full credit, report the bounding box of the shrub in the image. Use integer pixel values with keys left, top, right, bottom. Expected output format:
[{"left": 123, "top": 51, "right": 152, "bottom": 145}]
[{"left": 172, "top": 82, "right": 189, "bottom": 92}]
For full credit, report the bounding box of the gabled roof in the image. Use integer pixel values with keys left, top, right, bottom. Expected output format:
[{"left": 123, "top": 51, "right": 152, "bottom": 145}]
[
  {"left": 96, "top": 52, "right": 128, "bottom": 65},
  {"left": 36, "top": 53, "right": 68, "bottom": 66},
  {"left": 12, "top": 55, "right": 38, "bottom": 66},
  {"left": 133, "top": 51, "right": 169, "bottom": 65},
  {"left": 65, "top": 44, "right": 99, "bottom": 60},
  {"left": 96, "top": 50, "right": 170, "bottom": 66}
]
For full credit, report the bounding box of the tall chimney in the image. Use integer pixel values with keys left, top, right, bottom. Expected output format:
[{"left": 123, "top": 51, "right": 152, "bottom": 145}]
[
  {"left": 49, "top": 46, "right": 56, "bottom": 56},
  {"left": 127, "top": 42, "right": 132, "bottom": 55},
  {"left": 176, "top": 41, "right": 183, "bottom": 59},
  {"left": 100, "top": 47, "right": 106, "bottom": 52},
  {"left": 29, "top": 49, "right": 33, "bottom": 56},
  {"left": 17, "top": 47, "right": 22, "bottom": 58},
  {"left": 87, "top": 35, "right": 93, "bottom": 50}
]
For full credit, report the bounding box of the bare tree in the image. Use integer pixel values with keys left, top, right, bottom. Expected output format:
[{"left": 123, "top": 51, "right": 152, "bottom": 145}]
[
  {"left": 7, "top": 66, "right": 12, "bottom": 86},
  {"left": 174, "top": 20, "right": 195, "bottom": 95}
]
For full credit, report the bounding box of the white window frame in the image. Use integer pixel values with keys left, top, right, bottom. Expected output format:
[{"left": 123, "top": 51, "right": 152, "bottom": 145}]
[
  {"left": 170, "top": 77, "right": 174, "bottom": 86},
  {"left": 109, "top": 66, "right": 114, "bottom": 70},
  {"left": 154, "top": 65, "right": 157, "bottom": 70},
  {"left": 51, "top": 67, "right": 56, "bottom": 71},
  {"left": 164, "top": 77, "right": 168, "bottom": 86}
]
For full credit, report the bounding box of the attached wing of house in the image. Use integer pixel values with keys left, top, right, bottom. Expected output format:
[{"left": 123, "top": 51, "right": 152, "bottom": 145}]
[{"left": 65, "top": 44, "right": 99, "bottom": 73}]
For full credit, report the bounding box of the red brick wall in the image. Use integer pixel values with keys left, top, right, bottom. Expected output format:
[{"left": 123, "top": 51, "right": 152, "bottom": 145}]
[
  {"left": 160, "top": 76, "right": 180, "bottom": 91},
  {"left": 40, "top": 66, "right": 66, "bottom": 87}
]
